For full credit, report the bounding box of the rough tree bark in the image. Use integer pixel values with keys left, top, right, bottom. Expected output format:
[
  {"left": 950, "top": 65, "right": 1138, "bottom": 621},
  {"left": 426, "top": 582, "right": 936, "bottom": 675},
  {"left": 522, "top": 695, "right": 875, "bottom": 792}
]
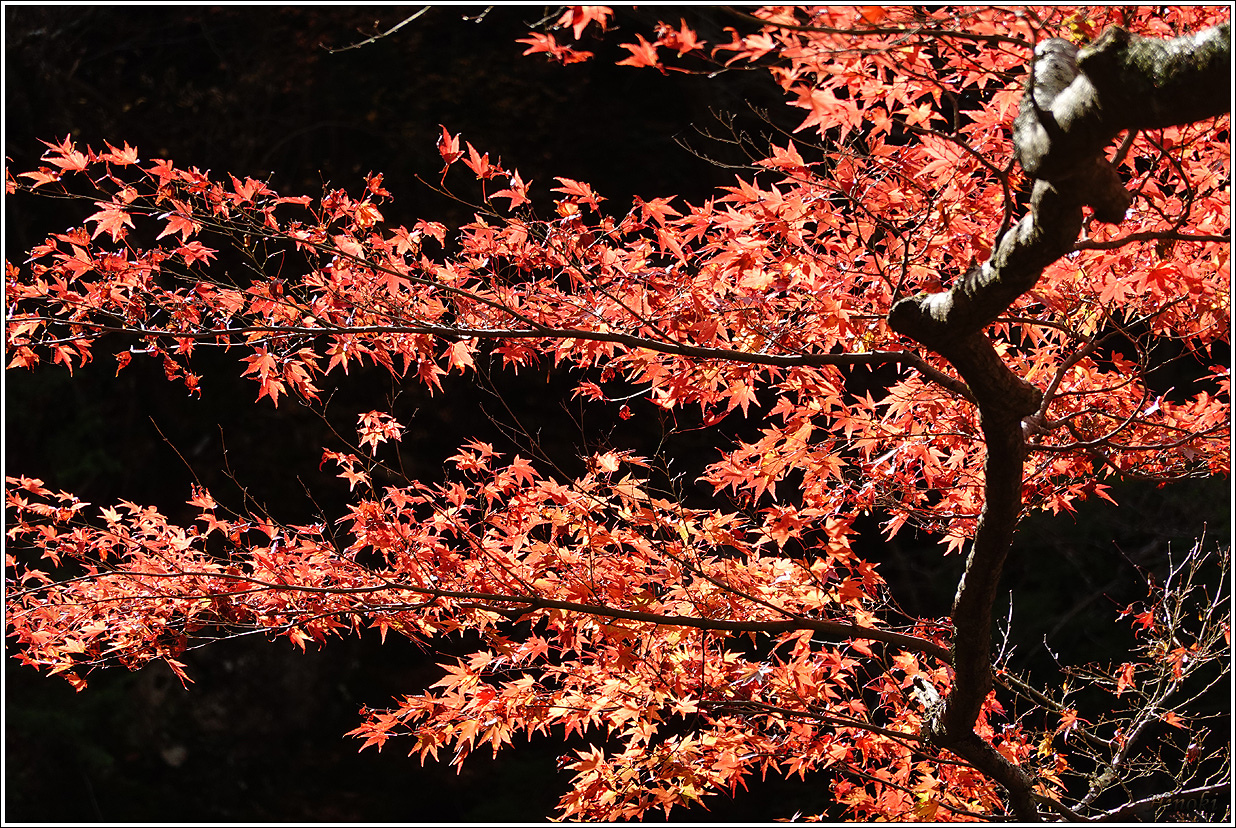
[{"left": 886, "top": 22, "right": 1231, "bottom": 821}]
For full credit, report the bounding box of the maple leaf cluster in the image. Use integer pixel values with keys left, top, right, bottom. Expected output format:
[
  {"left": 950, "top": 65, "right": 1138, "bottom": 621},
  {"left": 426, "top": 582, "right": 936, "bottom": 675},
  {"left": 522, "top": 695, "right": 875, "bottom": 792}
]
[{"left": 5, "top": 5, "right": 1230, "bottom": 821}]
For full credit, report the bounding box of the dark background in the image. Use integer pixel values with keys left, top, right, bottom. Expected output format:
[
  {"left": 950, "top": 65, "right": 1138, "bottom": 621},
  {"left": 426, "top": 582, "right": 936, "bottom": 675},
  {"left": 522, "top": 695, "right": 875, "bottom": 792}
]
[{"left": 4, "top": 6, "right": 1228, "bottom": 822}]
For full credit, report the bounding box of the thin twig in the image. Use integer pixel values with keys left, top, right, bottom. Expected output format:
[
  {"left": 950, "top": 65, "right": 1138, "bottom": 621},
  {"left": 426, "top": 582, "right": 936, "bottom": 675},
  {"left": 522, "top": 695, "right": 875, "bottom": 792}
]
[{"left": 325, "top": 8, "right": 430, "bottom": 53}]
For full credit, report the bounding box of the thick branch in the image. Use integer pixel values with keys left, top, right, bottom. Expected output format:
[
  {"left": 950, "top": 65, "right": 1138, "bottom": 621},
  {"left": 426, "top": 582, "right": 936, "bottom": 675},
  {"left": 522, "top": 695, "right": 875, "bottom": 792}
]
[
  {"left": 1077, "top": 23, "right": 1232, "bottom": 131},
  {"left": 887, "top": 179, "right": 1086, "bottom": 343},
  {"left": 1014, "top": 24, "right": 1231, "bottom": 183},
  {"left": 885, "top": 21, "right": 1231, "bottom": 821},
  {"left": 915, "top": 334, "right": 1040, "bottom": 822},
  {"left": 890, "top": 22, "right": 1231, "bottom": 346}
]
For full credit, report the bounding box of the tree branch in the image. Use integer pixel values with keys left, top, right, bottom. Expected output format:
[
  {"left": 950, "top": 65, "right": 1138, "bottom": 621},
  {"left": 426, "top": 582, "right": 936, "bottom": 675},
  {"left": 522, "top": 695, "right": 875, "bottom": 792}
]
[
  {"left": 15, "top": 317, "right": 978, "bottom": 401},
  {"left": 15, "top": 566, "right": 954, "bottom": 664},
  {"left": 884, "top": 21, "right": 1231, "bottom": 821},
  {"left": 325, "top": 7, "right": 430, "bottom": 53},
  {"left": 1097, "top": 782, "right": 1231, "bottom": 822}
]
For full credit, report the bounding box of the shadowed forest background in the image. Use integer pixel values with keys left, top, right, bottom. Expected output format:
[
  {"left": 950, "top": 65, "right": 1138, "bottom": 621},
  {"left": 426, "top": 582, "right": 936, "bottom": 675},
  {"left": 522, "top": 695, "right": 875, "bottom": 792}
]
[{"left": 4, "top": 6, "right": 1228, "bottom": 821}]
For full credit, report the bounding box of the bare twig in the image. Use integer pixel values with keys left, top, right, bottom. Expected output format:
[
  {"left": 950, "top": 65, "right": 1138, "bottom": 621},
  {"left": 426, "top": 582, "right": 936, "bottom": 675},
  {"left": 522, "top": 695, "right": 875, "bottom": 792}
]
[{"left": 325, "top": 7, "right": 430, "bottom": 53}]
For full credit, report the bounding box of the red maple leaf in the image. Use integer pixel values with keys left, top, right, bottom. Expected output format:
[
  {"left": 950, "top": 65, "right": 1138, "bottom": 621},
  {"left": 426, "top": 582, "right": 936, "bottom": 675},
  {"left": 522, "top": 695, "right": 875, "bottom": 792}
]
[
  {"left": 491, "top": 171, "right": 532, "bottom": 209},
  {"left": 85, "top": 201, "right": 134, "bottom": 241},
  {"left": 616, "top": 34, "right": 662, "bottom": 71},
  {"left": 557, "top": 6, "right": 612, "bottom": 40}
]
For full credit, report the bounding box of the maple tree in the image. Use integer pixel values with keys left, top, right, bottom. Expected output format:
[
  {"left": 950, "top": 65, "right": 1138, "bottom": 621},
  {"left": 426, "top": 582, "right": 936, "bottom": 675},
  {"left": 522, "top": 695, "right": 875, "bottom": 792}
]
[{"left": 5, "top": 5, "right": 1231, "bottom": 821}]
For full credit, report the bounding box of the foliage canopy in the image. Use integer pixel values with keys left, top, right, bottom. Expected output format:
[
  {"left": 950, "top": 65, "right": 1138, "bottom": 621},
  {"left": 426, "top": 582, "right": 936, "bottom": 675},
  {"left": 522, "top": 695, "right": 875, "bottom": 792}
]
[{"left": 5, "top": 6, "right": 1231, "bottom": 821}]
